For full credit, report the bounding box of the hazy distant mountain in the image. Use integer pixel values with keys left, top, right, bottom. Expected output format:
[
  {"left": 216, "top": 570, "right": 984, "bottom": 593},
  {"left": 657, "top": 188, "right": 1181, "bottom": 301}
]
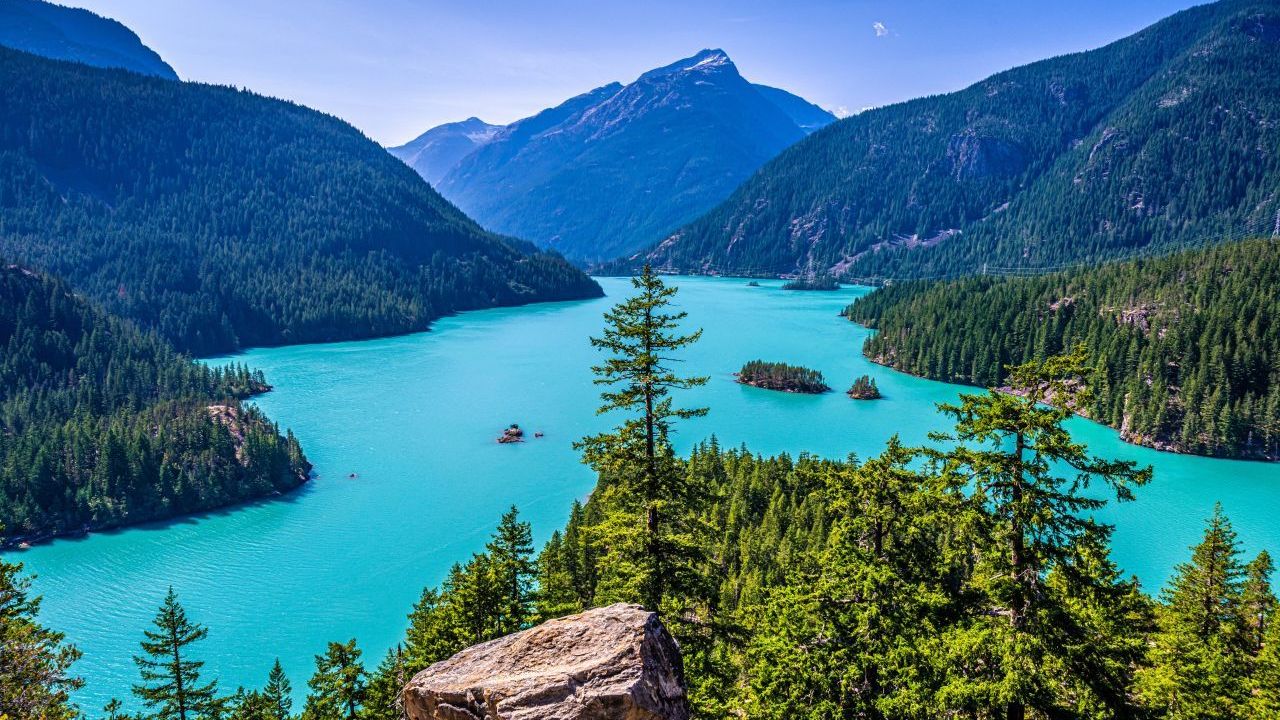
[
  {"left": 634, "top": 0, "right": 1280, "bottom": 279},
  {"left": 388, "top": 117, "right": 502, "bottom": 185},
  {"left": 751, "top": 83, "right": 838, "bottom": 133},
  {"left": 0, "top": 0, "right": 177, "bottom": 79},
  {"left": 390, "top": 49, "right": 836, "bottom": 262}
]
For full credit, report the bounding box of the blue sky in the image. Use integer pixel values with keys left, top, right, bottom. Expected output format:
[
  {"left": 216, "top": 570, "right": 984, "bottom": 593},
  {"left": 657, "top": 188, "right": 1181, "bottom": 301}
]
[{"left": 62, "top": 0, "right": 1206, "bottom": 145}]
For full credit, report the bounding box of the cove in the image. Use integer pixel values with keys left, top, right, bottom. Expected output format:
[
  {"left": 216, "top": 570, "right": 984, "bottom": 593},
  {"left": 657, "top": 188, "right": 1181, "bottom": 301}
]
[{"left": 18, "top": 276, "right": 1280, "bottom": 711}]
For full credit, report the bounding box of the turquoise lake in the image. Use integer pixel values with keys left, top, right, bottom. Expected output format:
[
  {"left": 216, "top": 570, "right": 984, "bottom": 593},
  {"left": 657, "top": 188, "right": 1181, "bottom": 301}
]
[{"left": 17, "top": 275, "right": 1280, "bottom": 711}]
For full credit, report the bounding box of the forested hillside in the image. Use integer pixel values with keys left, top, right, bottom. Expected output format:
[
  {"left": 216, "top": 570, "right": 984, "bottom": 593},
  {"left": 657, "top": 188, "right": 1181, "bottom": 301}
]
[
  {"left": 0, "top": 264, "right": 309, "bottom": 544},
  {"left": 848, "top": 238, "right": 1280, "bottom": 459},
  {"left": 0, "top": 46, "right": 601, "bottom": 356},
  {"left": 634, "top": 0, "right": 1280, "bottom": 279}
]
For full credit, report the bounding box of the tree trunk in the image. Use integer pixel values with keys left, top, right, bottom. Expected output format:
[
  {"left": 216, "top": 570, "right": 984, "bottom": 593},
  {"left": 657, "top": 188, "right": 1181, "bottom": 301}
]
[
  {"left": 172, "top": 624, "right": 187, "bottom": 720},
  {"left": 1007, "top": 432, "right": 1027, "bottom": 720}
]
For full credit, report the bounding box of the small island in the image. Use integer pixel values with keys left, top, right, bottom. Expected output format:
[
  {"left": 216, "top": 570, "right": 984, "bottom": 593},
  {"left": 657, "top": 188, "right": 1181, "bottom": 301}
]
[
  {"left": 846, "top": 374, "right": 882, "bottom": 400},
  {"left": 746, "top": 280, "right": 761, "bottom": 287},
  {"left": 497, "top": 424, "right": 525, "bottom": 443},
  {"left": 781, "top": 275, "right": 840, "bottom": 291},
  {"left": 736, "top": 360, "right": 830, "bottom": 394}
]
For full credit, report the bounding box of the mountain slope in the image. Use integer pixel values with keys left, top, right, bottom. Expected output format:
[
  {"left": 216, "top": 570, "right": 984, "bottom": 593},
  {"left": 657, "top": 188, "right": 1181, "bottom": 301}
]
[
  {"left": 751, "top": 83, "right": 837, "bottom": 133},
  {"left": 0, "top": 0, "right": 177, "bottom": 79},
  {"left": 0, "top": 263, "right": 309, "bottom": 543},
  {"left": 637, "top": 0, "right": 1280, "bottom": 278},
  {"left": 847, "top": 238, "right": 1280, "bottom": 460},
  {"left": 0, "top": 46, "right": 601, "bottom": 355},
  {"left": 395, "top": 50, "right": 831, "bottom": 262},
  {"left": 388, "top": 117, "right": 502, "bottom": 185}
]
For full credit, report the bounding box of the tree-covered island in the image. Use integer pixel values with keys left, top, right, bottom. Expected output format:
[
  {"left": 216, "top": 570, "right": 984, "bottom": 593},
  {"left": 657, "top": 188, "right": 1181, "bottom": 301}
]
[{"left": 736, "top": 360, "right": 830, "bottom": 394}]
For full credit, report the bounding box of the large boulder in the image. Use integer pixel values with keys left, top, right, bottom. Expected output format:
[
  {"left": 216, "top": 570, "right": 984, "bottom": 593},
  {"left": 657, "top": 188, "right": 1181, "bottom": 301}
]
[{"left": 402, "top": 603, "right": 689, "bottom": 720}]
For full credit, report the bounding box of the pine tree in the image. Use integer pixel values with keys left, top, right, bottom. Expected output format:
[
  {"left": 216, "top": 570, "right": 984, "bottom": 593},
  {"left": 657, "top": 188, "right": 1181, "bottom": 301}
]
[
  {"left": 228, "top": 690, "right": 273, "bottom": 720},
  {"left": 302, "top": 640, "right": 366, "bottom": 720},
  {"left": 361, "top": 646, "right": 408, "bottom": 720},
  {"left": 1240, "top": 551, "right": 1277, "bottom": 654},
  {"left": 575, "top": 265, "right": 709, "bottom": 615},
  {"left": 133, "top": 588, "right": 221, "bottom": 720},
  {"left": 263, "top": 660, "right": 293, "bottom": 720},
  {"left": 931, "top": 348, "right": 1151, "bottom": 720},
  {"left": 0, "top": 553, "right": 82, "bottom": 720},
  {"left": 1136, "top": 505, "right": 1252, "bottom": 718},
  {"left": 485, "top": 506, "right": 536, "bottom": 635}
]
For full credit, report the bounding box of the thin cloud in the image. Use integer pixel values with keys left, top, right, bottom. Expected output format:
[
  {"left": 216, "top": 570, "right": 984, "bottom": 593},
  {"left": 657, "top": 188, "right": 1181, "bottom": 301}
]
[{"left": 873, "top": 21, "right": 889, "bottom": 37}]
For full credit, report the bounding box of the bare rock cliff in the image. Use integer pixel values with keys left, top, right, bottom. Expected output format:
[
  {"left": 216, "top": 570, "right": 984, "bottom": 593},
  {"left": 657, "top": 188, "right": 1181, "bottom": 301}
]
[{"left": 402, "top": 603, "right": 689, "bottom": 720}]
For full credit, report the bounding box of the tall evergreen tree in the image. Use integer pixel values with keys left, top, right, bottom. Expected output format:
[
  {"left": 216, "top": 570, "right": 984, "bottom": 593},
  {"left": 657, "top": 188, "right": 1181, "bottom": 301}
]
[
  {"left": 485, "top": 506, "right": 536, "bottom": 635},
  {"left": 1136, "top": 506, "right": 1255, "bottom": 718},
  {"left": 930, "top": 348, "right": 1151, "bottom": 720},
  {"left": 263, "top": 660, "right": 293, "bottom": 720},
  {"left": 0, "top": 551, "right": 82, "bottom": 720},
  {"left": 132, "top": 588, "right": 220, "bottom": 720},
  {"left": 575, "top": 265, "right": 709, "bottom": 615},
  {"left": 302, "top": 640, "right": 366, "bottom": 720}
]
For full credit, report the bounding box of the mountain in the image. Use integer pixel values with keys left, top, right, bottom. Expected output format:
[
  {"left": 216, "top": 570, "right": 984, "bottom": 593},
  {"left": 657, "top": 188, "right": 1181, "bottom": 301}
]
[
  {"left": 389, "top": 116, "right": 502, "bottom": 185},
  {"left": 750, "top": 83, "right": 837, "bottom": 133},
  {"left": 0, "top": 46, "right": 601, "bottom": 356},
  {"left": 634, "top": 0, "right": 1280, "bottom": 278},
  {"left": 0, "top": 0, "right": 177, "bottom": 79},
  {"left": 391, "top": 49, "right": 836, "bottom": 262},
  {"left": 847, "top": 237, "right": 1280, "bottom": 460},
  {"left": 0, "top": 263, "right": 309, "bottom": 543}
]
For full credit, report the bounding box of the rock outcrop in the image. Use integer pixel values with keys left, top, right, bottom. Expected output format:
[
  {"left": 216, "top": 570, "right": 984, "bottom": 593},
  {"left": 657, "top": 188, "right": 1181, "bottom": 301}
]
[{"left": 402, "top": 604, "right": 689, "bottom": 720}]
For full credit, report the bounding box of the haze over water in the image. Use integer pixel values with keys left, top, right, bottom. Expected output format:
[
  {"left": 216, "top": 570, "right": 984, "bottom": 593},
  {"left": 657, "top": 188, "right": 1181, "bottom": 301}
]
[{"left": 19, "top": 276, "right": 1279, "bottom": 711}]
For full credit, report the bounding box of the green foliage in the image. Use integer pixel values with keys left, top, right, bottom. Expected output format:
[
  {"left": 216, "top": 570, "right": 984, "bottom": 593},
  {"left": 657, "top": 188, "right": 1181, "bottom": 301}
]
[
  {"left": 846, "top": 374, "right": 880, "bottom": 399},
  {"left": 0, "top": 46, "right": 600, "bottom": 355},
  {"left": 0, "top": 550, "right": 82, "bottom": 720},
  {"left": 1134, "top": 505, "right": 1277, "bottom": 719},
  {"left": 575, "top": 266, "right": 710, "bottom": 615},
  {"left": 781, "top": 275, "right": 840, "bottom": 291},
  {"left": 737, "top": 360, "right": 830, "bottom": 394},
  {"left": 359, "top": 646, "right": 407, "bottom": 720},
  {"left": 485, "top": 506, "right": 537, "bottom": 636},
  {"left": 399, "top": 508, "right": 539, "bottom": 675},
  {"left": 0, "top": 265, "right": 309, "bottom": 542},
  {"left": 638, "top": 0, "right": 1280, "bottom": 280},
  {"left": 848, "top": 238, "right": 1280, "bottom": 458},
  {"left": 302, "top": 641, "right": 366, "bottom": 720},
  {"left": 132, "top": 588, "right": 220, "bottom": 720},
  {"left": 263, "top": 660, "right": 294, "bottom": 720},
  {"left": 924, "top": 349, "right": 1152, "bottom": 719}
]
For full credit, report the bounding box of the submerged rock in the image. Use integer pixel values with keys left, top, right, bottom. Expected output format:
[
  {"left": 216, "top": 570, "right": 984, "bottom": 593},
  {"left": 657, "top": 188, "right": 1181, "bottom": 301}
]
[{"left": 402, "top": 603, "right": 689, "bottom": 720}]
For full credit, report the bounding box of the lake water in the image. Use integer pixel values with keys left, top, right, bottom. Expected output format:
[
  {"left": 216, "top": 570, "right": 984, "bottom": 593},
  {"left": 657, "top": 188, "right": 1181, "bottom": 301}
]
[{"left": 17, "top": 276, "right": 1280, "bottom": 712}]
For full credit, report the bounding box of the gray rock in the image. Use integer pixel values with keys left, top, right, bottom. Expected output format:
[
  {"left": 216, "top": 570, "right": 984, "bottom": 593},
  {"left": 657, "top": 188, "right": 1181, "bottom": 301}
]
[{"left": 402, "top": 603, "right": 689, "bottom": 720}]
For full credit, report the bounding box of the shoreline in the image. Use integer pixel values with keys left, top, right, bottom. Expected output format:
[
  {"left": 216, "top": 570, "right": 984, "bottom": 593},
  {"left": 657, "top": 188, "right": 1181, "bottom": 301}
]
[{"left": 858, "top": 349, "right": 1279, "bottom": 464}]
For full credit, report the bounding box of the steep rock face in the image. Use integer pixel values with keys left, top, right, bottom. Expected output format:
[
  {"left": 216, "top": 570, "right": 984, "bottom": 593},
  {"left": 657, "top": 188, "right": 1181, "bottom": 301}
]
[{"left": 402, "top": 604, "right": 689, "bottom": 720}]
